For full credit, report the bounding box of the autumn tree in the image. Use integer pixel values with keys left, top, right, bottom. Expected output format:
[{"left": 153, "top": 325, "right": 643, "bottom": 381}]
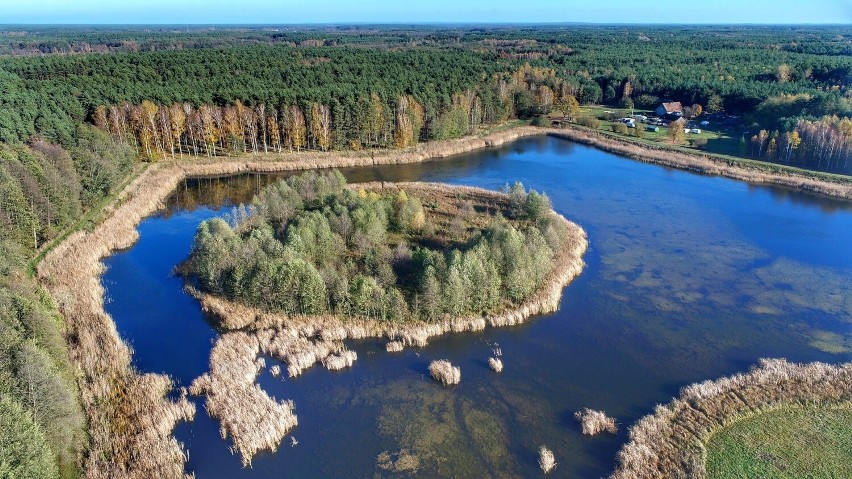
[
  {"left": 309, "top": 103, "right": 332, "bottom": 151},
  {"left": 667, "top": 121, "right": 685, "bottom": 144}
]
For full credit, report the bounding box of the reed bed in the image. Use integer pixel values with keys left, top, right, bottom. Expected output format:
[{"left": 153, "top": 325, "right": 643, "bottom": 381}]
[
  {"left": 428, "top": 360, "right": 461, "bottom": 385},
  {"left": 609, "top": 358, "right": 852, "bottom": 479},
  {"left": 488, "top": 357, "right": 504, "bottom": 373},
  {"left": 574, "top": 408, "right": 618, "bottom": 435},
  {"left": 36, "top": 162, "right": 197, "bottom": 479},
  {"left": 539, "top": 446, "right": 557, "bottom": 474},
  {"left": 323, "top": 350, "right": 358, "bottom": 371},
  {"left": 188, "top": 332, "right": 298, "bottom": 466}
]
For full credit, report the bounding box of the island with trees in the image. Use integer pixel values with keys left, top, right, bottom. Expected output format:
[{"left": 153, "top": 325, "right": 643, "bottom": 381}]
[{"left": 182, "top": 170, "right": 588, "bottom": 464}]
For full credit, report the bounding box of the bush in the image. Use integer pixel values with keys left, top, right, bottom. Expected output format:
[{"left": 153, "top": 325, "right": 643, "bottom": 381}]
[
  {"left": 531, "top": 115, "right": 551, "bottom": 127},
  {"left": 691, "top": 137, "right": 709, "bottom": 149},
  {"left": 577, "top": 116, "right": 601, "bottom": 129},
  {"left": 611, "top": 123, "right": 629, "bottom": 135},
  {"left": 0, "top": 396, "right": 58, "bottom": 479}
]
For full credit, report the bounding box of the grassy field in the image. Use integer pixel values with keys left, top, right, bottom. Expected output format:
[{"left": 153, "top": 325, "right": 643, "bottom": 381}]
[
  {"left": 572, "top": 105, "right": 745, "bottom": 156},
  {"left": 705, "top": 405, "right": 852, "bottom": 479}
]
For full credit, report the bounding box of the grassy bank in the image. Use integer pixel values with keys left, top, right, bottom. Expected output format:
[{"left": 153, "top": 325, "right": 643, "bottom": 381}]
[
  {"left": 705, "top": 405, "right": 852, "bottom": 479},
  {"left": 609, "top": 359, "right": 852, "bottom": 479}
]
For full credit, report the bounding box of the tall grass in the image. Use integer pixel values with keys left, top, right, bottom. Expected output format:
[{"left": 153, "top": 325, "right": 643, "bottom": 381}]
[
  {"left": 574, "top": 408, "right": 618, "bottom": 435},
  {"left": 428, "top": 360, "right": 461, "bottom": 385},
  {"left": 539, "top": 446, "right": 557, "bottom": 474}
]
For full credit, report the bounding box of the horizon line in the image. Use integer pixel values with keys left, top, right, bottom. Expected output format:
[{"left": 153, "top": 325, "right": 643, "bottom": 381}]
[{"left": 1, "top": 21, "right": 850, "bottom": 27}]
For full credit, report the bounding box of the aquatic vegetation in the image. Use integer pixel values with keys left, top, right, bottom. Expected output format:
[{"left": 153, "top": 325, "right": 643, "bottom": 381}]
[
  {"left": 323, "top": 350, "right": 357, "bottom": 371},
  {"left": 538, "top": 446, "right": 557, "bottom": 474},
  {"left": 36, "top": 163, "right": 200, "bottom": 479},
  {"left": 34, "top": 129, "right": 542, "bottom": 477},
  {"left": 488, "top": 357, "right": 504, "bottom": 373},
  {"left": 610, "top": 359, "right": 852, "bottom": 479},
  {"left": 376, "top": 449, "right": 420, "bottom": 474},
  {"left": 574, "top": 408, "right": 618, "bottom": 435},
  {"left": 188, "top": 332, "right": 298, "bottom": 466},
  {"left": 429, "top": 360, "right": 461, "bottom": 386}
]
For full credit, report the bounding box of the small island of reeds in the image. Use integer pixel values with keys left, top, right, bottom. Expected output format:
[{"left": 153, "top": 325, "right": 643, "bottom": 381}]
[{"left": 182, "top": 170, "right": 588, "bottom": 465}]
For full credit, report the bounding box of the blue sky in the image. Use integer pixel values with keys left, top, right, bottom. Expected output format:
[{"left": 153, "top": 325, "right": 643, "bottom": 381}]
[{"left": 1, "top": 0, "right": 850, "bottom": 24}]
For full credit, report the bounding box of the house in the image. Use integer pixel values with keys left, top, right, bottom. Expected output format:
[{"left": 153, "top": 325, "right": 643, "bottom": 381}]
[{"left": 656, "top": 102, "right": 683, "bottom": 119}]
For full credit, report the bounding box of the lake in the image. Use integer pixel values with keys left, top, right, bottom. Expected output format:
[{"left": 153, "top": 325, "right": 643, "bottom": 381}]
[{"left": 103, "top": 135, "right": 852, "bottom": 478}]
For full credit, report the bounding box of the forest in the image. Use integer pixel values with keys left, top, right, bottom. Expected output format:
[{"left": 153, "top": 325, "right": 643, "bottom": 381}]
[
  {"left": 185, "top": 171, "right": 566, "bottom": 322},
  {"left": 0, "top": 25, "right": 851, "bottom": 478}
]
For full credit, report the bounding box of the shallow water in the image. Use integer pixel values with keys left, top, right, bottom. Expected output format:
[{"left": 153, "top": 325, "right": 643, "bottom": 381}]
[{"left": 103, "top": 136, "right": 852, "bottom": 478}]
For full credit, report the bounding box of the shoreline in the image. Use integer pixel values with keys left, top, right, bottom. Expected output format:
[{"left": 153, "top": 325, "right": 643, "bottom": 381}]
[
  {"left": 34, "top": 124, "right": 850, "bottom": 477},
  {"left": 609, "top": 359, "right": 852, "bottom": 479},
  {"left": 171, "top": 125, "right": 851, "bottom": 201},
  {"left": 189, "top": 183, "right": 588, "bottom": 465}
]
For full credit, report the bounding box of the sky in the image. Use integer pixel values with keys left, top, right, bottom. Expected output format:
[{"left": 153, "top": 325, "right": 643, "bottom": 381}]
[{"left": 0, "top": 0, "right": 850, "bottom": 25}]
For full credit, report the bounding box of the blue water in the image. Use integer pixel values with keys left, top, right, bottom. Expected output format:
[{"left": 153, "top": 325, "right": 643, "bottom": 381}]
[{"left": 103, "top": 136, "right": 852, "bottom": 478}]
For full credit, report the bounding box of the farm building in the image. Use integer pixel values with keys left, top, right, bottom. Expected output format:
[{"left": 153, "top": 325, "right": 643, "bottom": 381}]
[{"left": 656, "top": 101, "right": 683, "bottom": 119}]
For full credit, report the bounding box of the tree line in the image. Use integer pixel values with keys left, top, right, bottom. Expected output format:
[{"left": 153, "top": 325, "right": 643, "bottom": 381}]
[
  {"left": 186, "top": 171, "right": 566, "bottom": 323},
  {"left": 91, "top": 64, "right": 585, "bottom": 159},
  {"left": 750, "top": 116, "right": 852, "bottom": 173}
]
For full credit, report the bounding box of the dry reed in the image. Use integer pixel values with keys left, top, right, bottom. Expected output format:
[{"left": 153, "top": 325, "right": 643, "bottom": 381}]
[
  {"left": 428, "top": 360, "right": 461, "bottom": 385},
  {"left": 574, "top": 408, "right": 618, "bottom": 435},
  {"left": 609, "top": 358, "right": 852, "bottom": 479},
  {"left": 323, "top": 350, "right": 357, "bottom": 371},
  {"left": 488, "top": 357, "right": 503, "bottom": 373},
  {"left": 386, "top": 341, "right": 404, "bottom": 353},
  {"left": 538, "top": 446, "right": 557, "bottom": 474},
  {"left": 188, "top": 331, "right": 297, "bottom": 466}
]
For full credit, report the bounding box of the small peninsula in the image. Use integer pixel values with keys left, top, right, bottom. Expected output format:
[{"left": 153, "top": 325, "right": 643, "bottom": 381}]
[{"left": 183, "top": 170, "right": 588, "bottom": 464}]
